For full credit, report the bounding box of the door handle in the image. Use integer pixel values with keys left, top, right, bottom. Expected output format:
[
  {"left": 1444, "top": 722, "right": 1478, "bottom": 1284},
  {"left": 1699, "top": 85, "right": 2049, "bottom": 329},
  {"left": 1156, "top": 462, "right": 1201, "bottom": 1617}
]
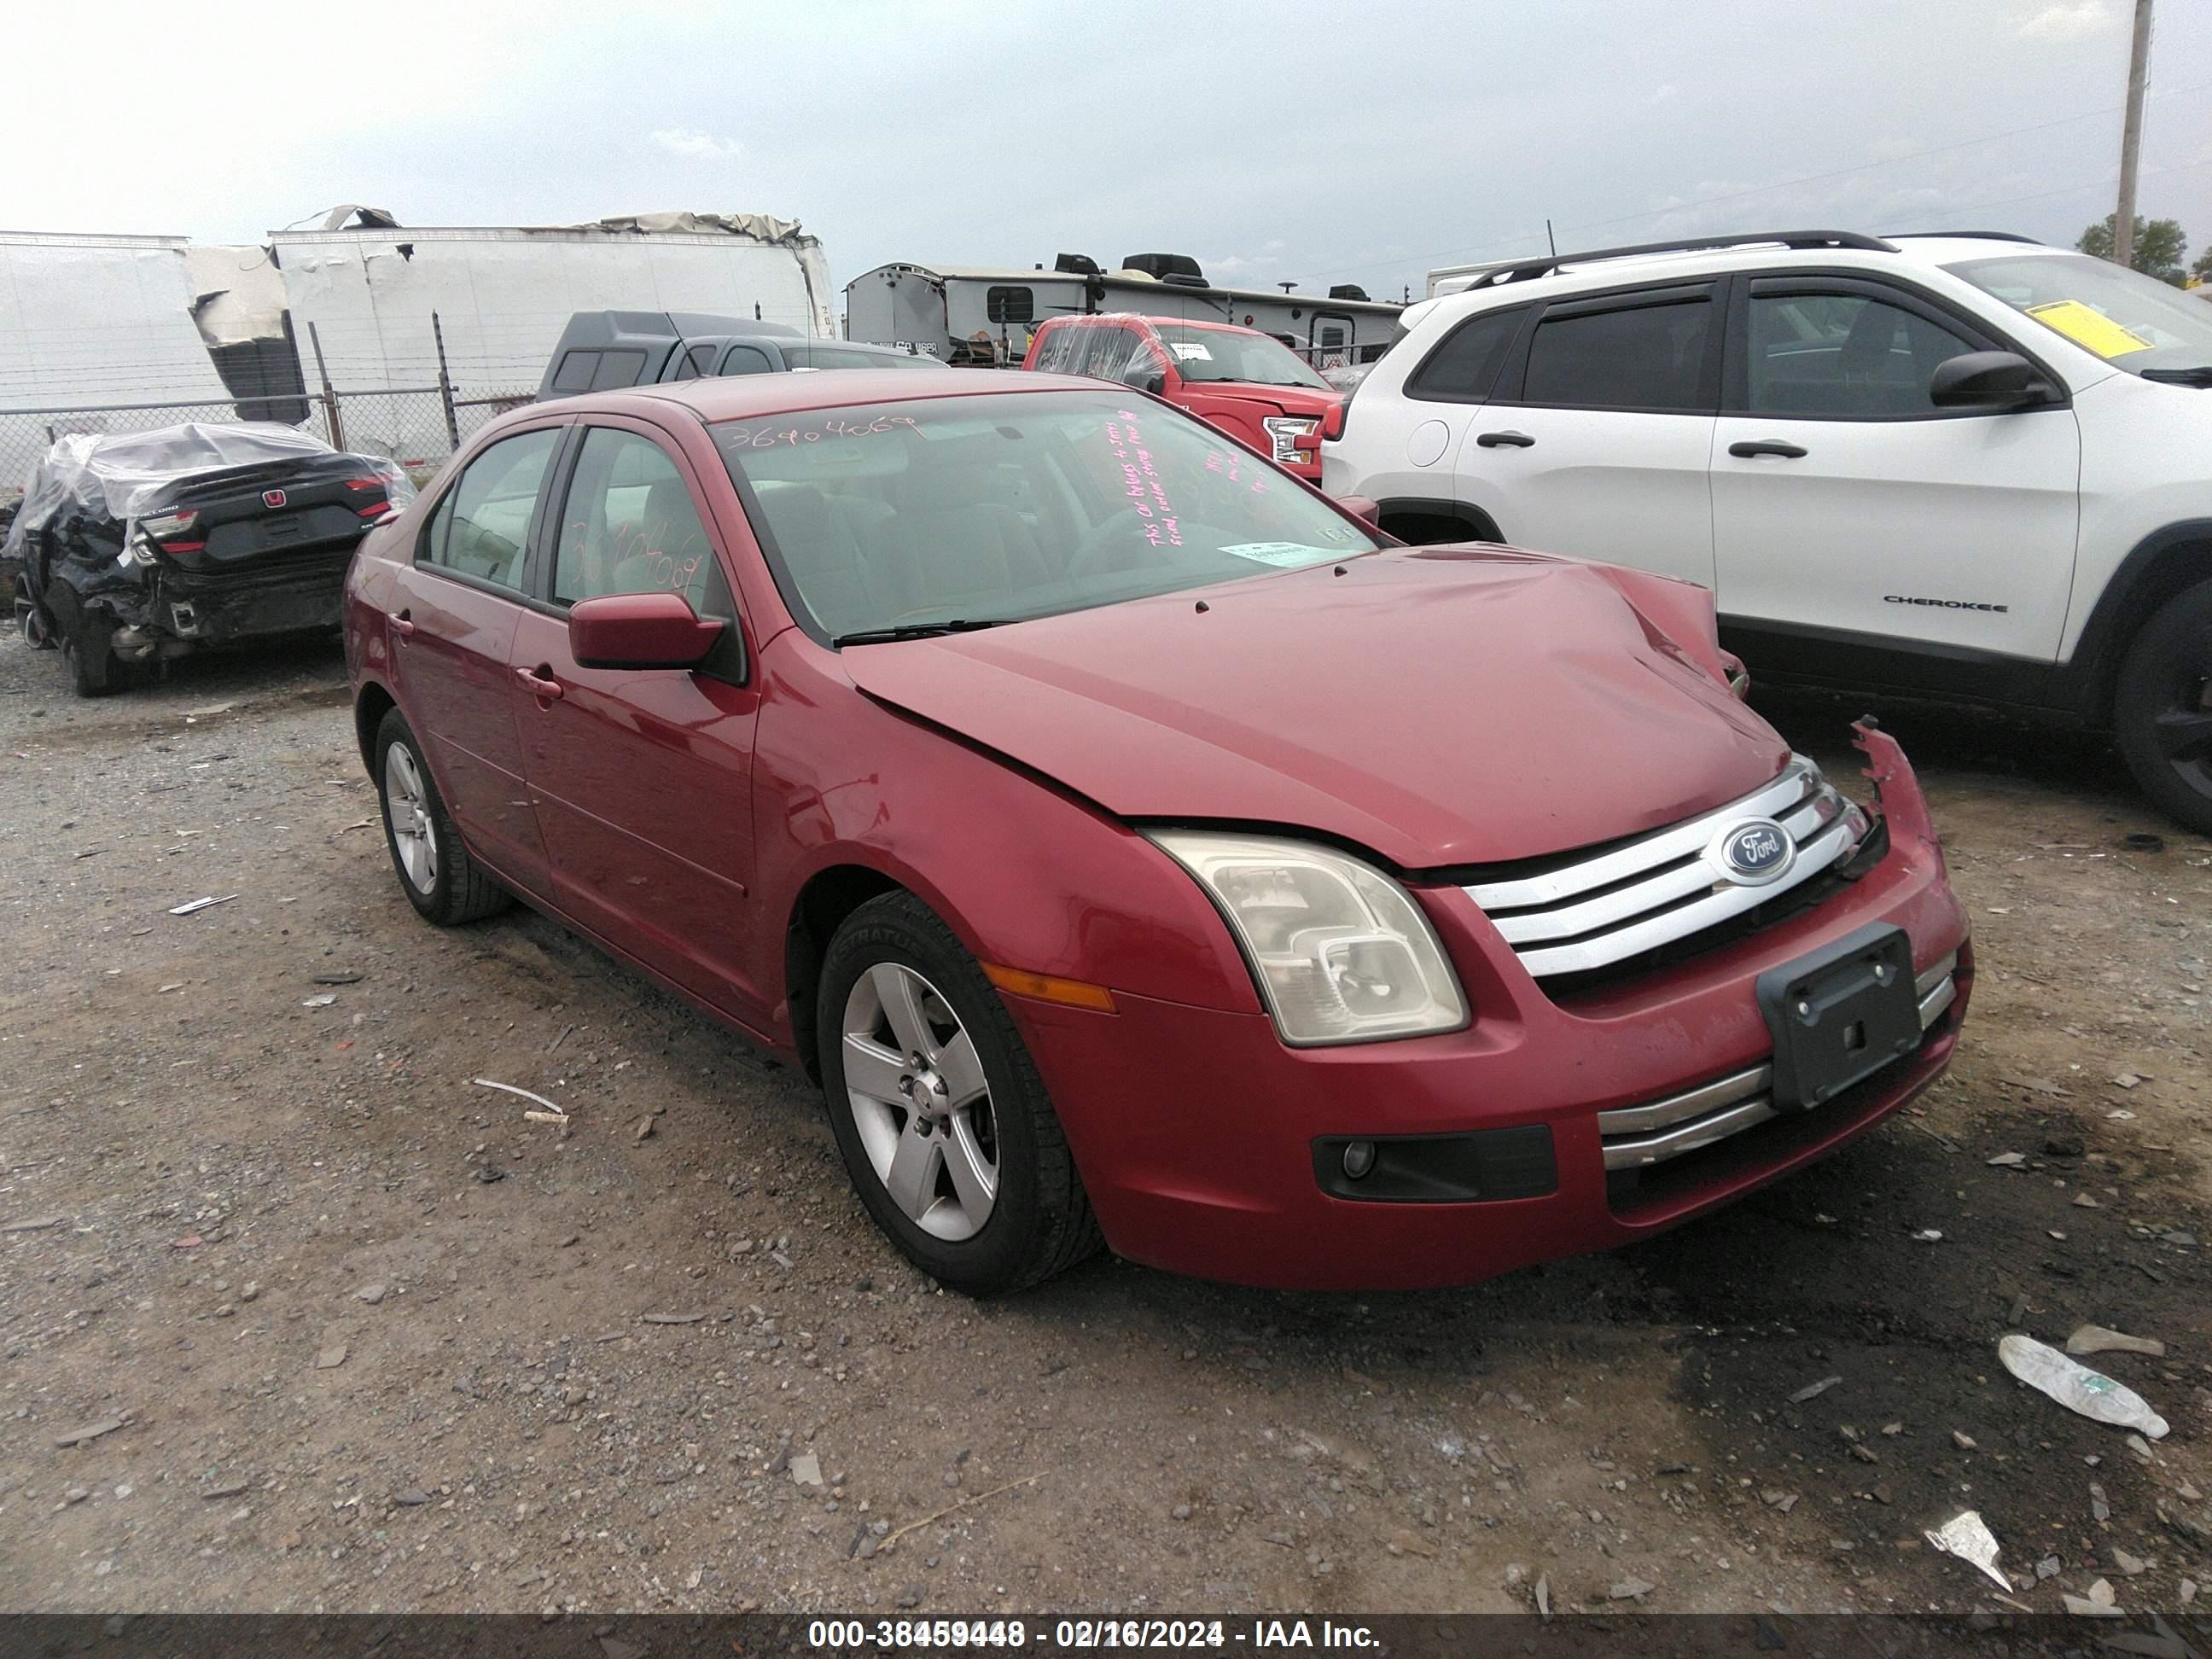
[
  {"left": 391, "top": 609, "right": 415, "bottom": 639},
  {"left": 515, "top": 667, "right": 564, "bottom": 701},
  {"left": 1728, "top": 439, "right": 1808, "bottom": 459},
  {"left": 1476, "top": 429, "right": 1535, "bottom": 449}
]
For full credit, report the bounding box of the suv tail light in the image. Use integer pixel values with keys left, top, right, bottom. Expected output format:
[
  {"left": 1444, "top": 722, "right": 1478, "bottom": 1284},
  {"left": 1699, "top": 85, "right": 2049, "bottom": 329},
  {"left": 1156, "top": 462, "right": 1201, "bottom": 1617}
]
[{"left": 1320, "top": 402, "right": 1346, "bottom": 442}]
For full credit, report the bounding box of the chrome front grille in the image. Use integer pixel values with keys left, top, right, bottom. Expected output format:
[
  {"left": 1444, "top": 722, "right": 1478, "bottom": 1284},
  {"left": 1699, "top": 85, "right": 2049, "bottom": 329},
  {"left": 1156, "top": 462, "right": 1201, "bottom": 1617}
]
[
  {"left": 1598, "top": 952, "right": 1958, "bottom": 1171},
  {"left": 1464, "top": 756, "right": 1871, "bottom": 981}
]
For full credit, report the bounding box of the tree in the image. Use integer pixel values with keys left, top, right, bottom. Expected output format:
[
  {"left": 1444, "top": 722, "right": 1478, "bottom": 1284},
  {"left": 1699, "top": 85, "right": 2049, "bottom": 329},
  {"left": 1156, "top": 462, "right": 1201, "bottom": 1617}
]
[
  {"left": 2078, "top": 214, "right": 2189, "bottom": 285},
  {"left": 2195, "top": 245, "right": 2212, "bottom": 286}
]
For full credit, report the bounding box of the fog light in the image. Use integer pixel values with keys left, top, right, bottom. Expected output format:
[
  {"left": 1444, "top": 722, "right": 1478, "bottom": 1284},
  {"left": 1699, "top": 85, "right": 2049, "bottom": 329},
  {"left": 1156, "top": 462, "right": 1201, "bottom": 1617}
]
[{"left": 1341, "top": 1139, "right": 1377, "bottom": 1180}]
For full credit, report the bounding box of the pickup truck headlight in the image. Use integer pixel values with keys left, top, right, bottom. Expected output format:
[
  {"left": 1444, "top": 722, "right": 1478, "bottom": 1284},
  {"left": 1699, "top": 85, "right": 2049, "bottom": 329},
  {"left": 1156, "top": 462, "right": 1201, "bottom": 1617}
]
[
  {"left": 1149, "top": 831, "right": 1468, "bottom": 1046},
  {"left": 1261, "top": 416, "right": 1320, "bottom": 466}
]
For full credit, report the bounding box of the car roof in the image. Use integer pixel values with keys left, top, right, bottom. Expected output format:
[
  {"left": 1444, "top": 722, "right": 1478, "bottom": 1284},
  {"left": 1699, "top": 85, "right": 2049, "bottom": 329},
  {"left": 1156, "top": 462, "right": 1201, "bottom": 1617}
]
[
  {"left": 1429, "top": 231, "right": 2075, "bottom": 311},
  {"left": 591, "top": 368, "right": 1106, "bottom": 424}
]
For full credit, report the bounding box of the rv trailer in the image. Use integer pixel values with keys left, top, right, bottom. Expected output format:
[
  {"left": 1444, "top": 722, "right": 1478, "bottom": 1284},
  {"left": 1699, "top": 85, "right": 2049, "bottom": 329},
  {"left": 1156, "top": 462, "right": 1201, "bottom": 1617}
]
[{"left": 845, "top": 254, "right": 1400, "bottom": 370}]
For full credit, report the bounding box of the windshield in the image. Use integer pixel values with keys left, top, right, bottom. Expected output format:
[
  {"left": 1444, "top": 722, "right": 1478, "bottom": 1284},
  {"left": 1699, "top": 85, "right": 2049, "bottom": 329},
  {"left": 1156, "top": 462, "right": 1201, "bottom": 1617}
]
[
  {"left": 712, "top": 391, "right": 1380, "bottom": 642},
  {"left": 1946, "top": 253, "right": 2212, "bottom": 376},
  {"left": 1155, "top": 324, "right": 1330, "bottom": 390}
]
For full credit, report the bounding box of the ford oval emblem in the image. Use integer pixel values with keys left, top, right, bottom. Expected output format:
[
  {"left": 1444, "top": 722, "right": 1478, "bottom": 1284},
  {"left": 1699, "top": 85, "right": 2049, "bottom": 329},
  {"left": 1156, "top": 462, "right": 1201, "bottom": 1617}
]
[{"left": 1712, "top": 818, "right": 1795, "bottom": 887}]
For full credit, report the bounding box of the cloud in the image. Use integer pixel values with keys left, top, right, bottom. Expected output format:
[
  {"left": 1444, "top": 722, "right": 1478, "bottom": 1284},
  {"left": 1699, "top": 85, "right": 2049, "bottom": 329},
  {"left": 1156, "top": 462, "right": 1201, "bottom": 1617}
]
[
  {"left": 1649, "top": 83, "right": 1679, "bottom": 105},
  {"left": 650, "top": 127, "right": 744, "bottom": 161},
  {"left": 2013, "top": 2, "right": 2116, "bottom": 41}
]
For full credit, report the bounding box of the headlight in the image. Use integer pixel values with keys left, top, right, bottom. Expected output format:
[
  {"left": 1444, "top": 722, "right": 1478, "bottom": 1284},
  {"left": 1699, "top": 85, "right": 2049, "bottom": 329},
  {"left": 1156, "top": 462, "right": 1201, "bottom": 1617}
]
[
  {"left": 1261, "top": 416, "right": 1319, "bottom": 466},
  {"left": 1148, "top": 831, "right": 1468, "bottom": 1046}
]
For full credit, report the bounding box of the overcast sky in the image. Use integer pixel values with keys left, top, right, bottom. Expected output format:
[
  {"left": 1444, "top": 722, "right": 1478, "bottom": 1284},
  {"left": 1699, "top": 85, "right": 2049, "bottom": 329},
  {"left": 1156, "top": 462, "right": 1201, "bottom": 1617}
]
[{"left": 7, "top": 0, "right": 2209, "bottom": 306}]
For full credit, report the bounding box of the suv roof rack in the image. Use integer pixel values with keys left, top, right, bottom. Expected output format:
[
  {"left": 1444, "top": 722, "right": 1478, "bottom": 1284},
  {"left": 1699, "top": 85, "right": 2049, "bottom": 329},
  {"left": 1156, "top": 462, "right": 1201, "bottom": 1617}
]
[
  {"left": 1466, "top": 230, "right": 1895, "bottom": 289},
  {"left": 1883, "top": 230, "right": 2043, "bottom": 244}
]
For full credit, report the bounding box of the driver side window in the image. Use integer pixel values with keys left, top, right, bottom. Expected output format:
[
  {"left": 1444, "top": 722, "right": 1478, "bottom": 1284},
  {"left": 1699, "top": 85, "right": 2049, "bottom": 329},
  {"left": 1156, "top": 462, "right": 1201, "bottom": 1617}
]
[
  {"left": 1746, "top": 291, "right": 1977, "bottom": 417},
  {"left": 551, "top": 428, "right": 734, "bottom": 620}
]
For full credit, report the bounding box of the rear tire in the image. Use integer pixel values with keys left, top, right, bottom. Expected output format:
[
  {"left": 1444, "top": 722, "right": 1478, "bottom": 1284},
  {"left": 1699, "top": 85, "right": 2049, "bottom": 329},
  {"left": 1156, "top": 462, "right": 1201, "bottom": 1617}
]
[
  {"left": 818, "top": 892, "right": 1103, "bottom": 1295},
  {"left": 372, "top": 708, "right": 511, "bottom": 925},
  {"left": 65, "top": 624, "right": 116, "bottom": 697},
  {"left": 2114, "top": 579, "right": 2212, "bottom": 835}
]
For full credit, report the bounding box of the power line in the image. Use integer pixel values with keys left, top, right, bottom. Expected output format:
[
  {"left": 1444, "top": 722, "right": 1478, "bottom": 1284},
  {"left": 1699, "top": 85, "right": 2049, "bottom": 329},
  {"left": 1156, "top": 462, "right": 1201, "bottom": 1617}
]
[{"left": 1304, "top": 79, "right": 2212, "bottom": 285}]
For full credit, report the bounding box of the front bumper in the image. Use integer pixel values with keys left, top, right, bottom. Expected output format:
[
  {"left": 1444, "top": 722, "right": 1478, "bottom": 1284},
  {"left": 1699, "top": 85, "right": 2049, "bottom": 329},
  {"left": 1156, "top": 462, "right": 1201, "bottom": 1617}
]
[{"left": 1007, "top": 732, "right": 1970, "bottom": 1290}]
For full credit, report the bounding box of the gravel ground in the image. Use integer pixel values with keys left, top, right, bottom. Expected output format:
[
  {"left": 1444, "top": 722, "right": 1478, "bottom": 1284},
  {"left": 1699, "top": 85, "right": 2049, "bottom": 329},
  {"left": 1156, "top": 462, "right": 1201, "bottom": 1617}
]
[{"left": 0, "top": 627, "right": 2207, "bottom": 1620}]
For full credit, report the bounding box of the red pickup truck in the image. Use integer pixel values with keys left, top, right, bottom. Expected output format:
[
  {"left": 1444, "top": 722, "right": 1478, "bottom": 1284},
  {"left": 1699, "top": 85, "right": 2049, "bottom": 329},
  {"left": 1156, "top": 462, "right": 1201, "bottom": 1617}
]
[{"left": 1022, "top": 313, "right": 1342, "bottom": 480}]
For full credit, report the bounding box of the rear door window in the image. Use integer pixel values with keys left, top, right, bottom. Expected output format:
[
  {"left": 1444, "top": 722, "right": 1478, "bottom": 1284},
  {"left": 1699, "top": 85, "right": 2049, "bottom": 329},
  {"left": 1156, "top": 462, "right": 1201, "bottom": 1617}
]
[
  {"left": 420, "top": 428, "right": 562, "bottom": 591},
  {"left": 1520, "top": 293, "right": 1715, "bottom": 412}
]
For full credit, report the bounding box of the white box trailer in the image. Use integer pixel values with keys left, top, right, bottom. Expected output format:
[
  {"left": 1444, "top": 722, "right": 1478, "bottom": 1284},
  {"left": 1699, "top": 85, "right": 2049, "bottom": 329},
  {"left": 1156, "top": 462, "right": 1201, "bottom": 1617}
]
[
  {"left": 0, "top": 231, "right": 240, "bottom": 410},
  {"left": 845, "top": 259, "right": 1402, "bottom": 370},
  {"left": 268, "top": 212, "right": 834, "bottom": 398}
]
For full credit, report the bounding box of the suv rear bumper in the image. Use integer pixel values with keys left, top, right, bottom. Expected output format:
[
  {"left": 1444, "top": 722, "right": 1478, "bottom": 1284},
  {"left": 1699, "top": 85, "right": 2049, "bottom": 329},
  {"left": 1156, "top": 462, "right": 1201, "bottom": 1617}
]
[{"left": 1010, "top": 736, "right": 1969, "bottom": 1289}]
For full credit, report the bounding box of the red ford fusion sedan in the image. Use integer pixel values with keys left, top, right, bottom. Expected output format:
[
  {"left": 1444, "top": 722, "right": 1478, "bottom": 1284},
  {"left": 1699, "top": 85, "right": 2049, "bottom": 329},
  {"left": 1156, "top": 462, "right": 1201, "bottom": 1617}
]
[{"left": 345, "top": 369, "right": 1970, "bottom": 1295}]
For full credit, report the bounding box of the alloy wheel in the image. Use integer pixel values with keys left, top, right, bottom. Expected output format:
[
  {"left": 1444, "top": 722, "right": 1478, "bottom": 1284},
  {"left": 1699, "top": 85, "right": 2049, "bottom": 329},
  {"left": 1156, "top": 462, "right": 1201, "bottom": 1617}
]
[
  {"left": 382, "top": 742, "right": 439, "bottom": 894},
  {"left": 839, "top": 962, "right": 998, "bottom": 1241},
  {"left": 2151, "top": 664, "right": 2212, "bottom": 795}
]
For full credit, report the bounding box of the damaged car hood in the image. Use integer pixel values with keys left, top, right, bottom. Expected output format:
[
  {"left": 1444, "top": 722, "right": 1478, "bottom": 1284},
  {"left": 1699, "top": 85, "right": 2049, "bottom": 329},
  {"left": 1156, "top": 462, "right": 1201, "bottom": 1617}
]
[{"left": 841, "top": 547, "right": 1790, "bottom": 869}]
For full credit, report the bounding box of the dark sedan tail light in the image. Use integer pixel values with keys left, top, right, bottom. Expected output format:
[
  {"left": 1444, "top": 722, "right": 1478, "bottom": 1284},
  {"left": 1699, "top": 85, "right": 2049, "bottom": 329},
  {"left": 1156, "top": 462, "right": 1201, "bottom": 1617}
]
[{"left": 138, "top": 508, "right": 206, "bottom": 554}]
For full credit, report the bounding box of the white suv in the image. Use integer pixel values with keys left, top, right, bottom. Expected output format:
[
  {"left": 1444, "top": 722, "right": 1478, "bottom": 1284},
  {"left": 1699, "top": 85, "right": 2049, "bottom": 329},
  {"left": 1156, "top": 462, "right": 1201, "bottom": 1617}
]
[{"left": 1322, "top": 230, "right": 2212, "bottom": 831}]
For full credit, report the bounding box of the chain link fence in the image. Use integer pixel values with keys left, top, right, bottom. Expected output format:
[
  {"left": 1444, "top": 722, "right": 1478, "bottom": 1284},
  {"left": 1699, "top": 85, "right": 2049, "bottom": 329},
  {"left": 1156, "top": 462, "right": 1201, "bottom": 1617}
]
[{"left": 0, "top": 382, "right": 538, "bottom": 508}]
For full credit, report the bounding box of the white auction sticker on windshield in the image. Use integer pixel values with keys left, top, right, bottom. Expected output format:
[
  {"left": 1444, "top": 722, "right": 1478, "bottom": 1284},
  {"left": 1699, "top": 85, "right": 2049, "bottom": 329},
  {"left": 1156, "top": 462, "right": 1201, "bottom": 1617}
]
[
  {"left": 1170, "top": 341, "right": 1213, "bottom": 361},
  {"left": 1221, "top": 543, "right": 1331, "bottom": 567}
]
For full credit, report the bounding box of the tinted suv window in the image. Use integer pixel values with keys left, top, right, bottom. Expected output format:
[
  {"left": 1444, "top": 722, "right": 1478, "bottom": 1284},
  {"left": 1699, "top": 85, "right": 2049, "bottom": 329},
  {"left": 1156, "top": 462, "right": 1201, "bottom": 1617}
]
[
  {"left": 552, "top": 428, "right": 731, "bottom": 621},
  {"left": 1746, "top": 292, "right": 1976, "bottom": 416},
  {"left": 1407, "top": 306, "right": 1527, "bottom": 401},
  {"left": 421, "top": 428, "right": 561, "bottom": 590},
  {"left": 1522, "top": 296, "right": 1712, "bottom": 411}
]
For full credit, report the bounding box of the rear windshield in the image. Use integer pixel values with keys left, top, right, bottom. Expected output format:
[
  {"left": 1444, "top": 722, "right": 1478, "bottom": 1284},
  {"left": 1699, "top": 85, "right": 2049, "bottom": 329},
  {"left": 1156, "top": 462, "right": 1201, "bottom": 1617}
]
[
  {"left": 711, "top": 390, "right": 1379, "bottom": 642},
  {"left": 1154, "top": 324, "right": 1329, "bottom": 389}
]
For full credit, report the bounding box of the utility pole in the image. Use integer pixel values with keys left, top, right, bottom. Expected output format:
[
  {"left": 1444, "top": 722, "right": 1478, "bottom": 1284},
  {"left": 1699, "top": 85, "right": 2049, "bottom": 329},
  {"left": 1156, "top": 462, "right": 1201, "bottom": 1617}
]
[{"left": 2115, "top": 0, "right": 2153, "bottom": 269}]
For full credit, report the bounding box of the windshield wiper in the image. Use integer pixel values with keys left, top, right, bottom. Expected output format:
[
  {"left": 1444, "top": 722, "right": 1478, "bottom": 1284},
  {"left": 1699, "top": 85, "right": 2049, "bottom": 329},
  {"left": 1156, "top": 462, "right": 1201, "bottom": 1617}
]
[
  {"left": 830, "top": 619, "right": 1013, "bottom": 647},
  {"left": 2140, "top": 365, "right": 2212, "bottom": 386}
]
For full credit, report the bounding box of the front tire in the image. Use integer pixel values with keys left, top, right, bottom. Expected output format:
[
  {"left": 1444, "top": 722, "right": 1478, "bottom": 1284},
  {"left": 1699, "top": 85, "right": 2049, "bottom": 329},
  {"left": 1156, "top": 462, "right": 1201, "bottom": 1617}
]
[
  {"left": 818, "top": 892, "right": 1103, "bottom": 1295},
  {"left": 372, "top": 708, "right": 511, "bottom": 925},
  {"left": 2114, "top": 578, "right": 2212, "bottom": 835}
]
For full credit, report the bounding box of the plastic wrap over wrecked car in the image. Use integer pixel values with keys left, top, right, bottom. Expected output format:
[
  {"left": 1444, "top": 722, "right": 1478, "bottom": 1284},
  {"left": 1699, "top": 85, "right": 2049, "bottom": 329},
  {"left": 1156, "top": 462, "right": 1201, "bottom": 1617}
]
[
  {"left": 3, "top": 423, "right": 413, "bottom": 559},
  {"left": 7, "top": 423, "right": 416, "bottom": 696}
]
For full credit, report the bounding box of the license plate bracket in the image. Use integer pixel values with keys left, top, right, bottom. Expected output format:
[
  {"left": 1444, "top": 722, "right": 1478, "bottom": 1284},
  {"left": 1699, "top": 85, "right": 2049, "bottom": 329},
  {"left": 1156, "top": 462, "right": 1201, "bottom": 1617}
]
[{"left": 1756, "top": 923, "right": 1920, "bottom": 1113}]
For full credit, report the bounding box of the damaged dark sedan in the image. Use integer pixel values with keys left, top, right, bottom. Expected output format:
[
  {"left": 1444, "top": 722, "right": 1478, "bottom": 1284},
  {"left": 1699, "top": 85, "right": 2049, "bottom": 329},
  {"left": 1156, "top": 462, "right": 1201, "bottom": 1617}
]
[{"left": 5, "top": 423, "right": 413, "bottom": 696}]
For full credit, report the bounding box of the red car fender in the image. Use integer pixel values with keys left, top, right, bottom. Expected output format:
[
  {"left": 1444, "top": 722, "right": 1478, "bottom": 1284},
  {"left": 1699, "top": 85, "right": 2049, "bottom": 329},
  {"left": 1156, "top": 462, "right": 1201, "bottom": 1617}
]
[{"left": 754, "top": 637, "right": 1264, "bottom": 1033}]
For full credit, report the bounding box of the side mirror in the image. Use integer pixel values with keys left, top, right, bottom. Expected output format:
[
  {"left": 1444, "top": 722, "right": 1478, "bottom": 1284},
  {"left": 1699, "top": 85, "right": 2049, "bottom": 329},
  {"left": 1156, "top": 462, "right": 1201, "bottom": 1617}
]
[
  {"left": 1929, "top": 351, "right": 2053, "bottom": 410},
  {"left": 1126, "top": 367, "right": 1166, "bottom": 396},
  {"left": 568, "top": 591, "right": 725, "bottom": 670},
  {"left": 1335, "top": 494, "right": 1382, "bottom": 527}
]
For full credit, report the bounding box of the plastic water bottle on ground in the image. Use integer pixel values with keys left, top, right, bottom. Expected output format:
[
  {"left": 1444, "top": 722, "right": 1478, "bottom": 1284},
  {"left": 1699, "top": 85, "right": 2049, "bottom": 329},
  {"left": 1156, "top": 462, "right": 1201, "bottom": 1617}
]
[{"left": 1998, "top": 1334, "right": 2168, "bottom": 1438}]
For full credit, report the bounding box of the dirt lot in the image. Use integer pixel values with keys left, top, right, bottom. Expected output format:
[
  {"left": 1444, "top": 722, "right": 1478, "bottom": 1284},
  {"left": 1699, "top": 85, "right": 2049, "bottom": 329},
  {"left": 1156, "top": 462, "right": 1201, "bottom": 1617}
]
[{"left": 1, "top": 628, "right": 2208, "bottom": 1621}]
